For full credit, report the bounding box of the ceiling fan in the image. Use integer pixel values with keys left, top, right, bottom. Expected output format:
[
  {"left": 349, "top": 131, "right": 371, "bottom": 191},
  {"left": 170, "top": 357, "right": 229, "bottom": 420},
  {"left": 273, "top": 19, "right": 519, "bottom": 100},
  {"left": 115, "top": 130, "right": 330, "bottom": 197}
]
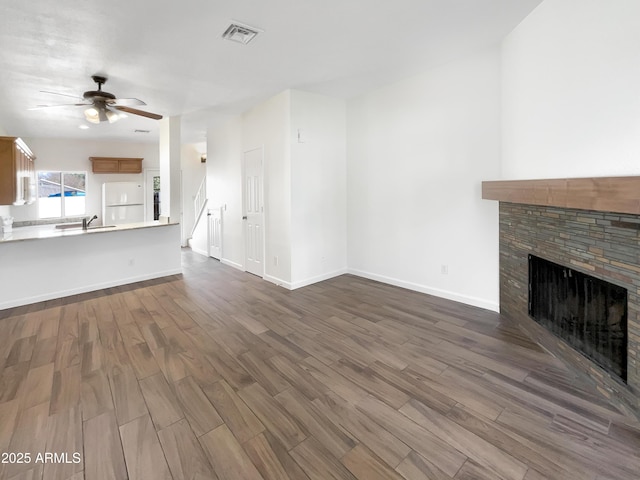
[{"left": 33, "top": 75, "right": 163, "bottom": 124}]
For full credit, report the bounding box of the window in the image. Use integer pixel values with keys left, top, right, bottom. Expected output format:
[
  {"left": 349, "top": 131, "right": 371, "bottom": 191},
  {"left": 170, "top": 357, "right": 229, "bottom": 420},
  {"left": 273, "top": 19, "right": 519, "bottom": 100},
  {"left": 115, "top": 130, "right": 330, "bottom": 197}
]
[{"left": 37, "top": 171, "right": 87, "bottom": 218}]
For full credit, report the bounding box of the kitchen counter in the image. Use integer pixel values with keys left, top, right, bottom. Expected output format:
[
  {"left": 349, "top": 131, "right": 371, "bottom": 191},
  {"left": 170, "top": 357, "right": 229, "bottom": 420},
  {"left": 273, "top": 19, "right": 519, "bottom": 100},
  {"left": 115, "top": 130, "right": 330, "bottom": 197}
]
[
  {"left": 0, "top": 221, "right": 181, "bottom": 310},
  {"left": 1, "top": 220, "right": 176, "bottom": 243}
]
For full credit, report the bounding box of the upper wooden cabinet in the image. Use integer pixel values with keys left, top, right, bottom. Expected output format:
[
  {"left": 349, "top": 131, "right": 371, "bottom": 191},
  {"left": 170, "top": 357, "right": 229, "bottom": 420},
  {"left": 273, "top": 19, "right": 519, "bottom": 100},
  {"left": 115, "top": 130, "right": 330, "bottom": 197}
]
[
  {"left": 90, "top": 157, "right": 143, "bottom": 174},
  {"left": 0, "top": 136, "right": 36, "bottom": 206}
]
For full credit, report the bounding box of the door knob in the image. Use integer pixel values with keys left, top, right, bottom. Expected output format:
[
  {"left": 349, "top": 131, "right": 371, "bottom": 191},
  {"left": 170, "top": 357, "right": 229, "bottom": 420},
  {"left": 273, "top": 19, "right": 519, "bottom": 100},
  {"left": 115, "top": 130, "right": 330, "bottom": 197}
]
[{"left": 242, "top": 216, "right": 247, "bottom": 220}]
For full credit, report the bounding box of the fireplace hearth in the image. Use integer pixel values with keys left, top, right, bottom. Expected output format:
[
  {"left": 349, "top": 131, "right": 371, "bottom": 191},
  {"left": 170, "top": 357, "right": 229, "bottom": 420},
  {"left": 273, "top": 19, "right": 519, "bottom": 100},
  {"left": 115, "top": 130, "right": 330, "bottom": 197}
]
[{"left": 528, "top": 254, "right": 627, "bottom": 383}]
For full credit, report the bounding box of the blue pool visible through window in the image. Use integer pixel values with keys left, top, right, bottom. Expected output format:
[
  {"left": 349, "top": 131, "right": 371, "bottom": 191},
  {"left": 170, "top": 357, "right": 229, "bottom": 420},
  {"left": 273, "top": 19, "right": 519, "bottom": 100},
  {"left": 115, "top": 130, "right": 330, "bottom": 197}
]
[{"left": 37, "top": 171, "right": 87, "bottom": 218}]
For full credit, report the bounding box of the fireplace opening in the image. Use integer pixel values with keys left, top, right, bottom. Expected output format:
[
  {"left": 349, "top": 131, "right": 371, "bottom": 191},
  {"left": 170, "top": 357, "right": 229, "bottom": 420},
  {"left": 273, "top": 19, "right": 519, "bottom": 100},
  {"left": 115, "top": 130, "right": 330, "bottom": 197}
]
[{"left": 528, "top": 254, "right": 627, "bottom": 383}]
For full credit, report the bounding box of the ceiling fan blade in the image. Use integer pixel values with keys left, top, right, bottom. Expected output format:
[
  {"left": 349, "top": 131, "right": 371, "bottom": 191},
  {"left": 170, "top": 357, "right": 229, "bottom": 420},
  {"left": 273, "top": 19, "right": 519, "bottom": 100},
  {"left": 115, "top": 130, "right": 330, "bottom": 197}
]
[
  {"left": 110, "top": 98, "right": 146, "bottom": 107},
  {"left": 28, "top": 103, "right": 90, "bottom": 110},
  {"left": 40, "top": 90, "right": 84, "bottom": 100},
  {"left": 114, "top": 106, "right": 162, "bottom": 120}
]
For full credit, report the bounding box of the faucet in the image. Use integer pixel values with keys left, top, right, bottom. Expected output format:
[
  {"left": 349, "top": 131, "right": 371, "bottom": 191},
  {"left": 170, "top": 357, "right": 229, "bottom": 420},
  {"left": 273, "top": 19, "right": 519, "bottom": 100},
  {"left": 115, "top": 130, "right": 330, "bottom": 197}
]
[{"left": 83, "top": 215, "right": 98, "bottom": 230}]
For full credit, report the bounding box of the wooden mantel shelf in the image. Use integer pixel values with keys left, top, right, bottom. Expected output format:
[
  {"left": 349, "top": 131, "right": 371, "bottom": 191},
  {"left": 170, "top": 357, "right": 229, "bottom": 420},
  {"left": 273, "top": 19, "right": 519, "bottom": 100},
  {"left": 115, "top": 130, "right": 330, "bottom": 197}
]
[{"left": 482, "top": 176, "right": 640, "bottom": 215}]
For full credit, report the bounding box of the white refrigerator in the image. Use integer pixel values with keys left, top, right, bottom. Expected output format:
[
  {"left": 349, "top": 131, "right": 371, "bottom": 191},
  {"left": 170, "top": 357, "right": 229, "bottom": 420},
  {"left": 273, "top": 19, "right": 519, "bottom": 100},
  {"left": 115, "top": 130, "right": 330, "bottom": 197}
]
[{"left": 102, "top": 182, "right": 145, "bottom": 225}]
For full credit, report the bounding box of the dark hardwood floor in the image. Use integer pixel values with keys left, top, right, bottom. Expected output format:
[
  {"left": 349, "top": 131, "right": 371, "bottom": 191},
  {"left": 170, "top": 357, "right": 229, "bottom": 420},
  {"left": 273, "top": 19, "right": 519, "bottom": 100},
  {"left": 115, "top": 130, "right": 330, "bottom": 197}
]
[{"left": 0, "top": 249, "right": 639, "bottom": 480}]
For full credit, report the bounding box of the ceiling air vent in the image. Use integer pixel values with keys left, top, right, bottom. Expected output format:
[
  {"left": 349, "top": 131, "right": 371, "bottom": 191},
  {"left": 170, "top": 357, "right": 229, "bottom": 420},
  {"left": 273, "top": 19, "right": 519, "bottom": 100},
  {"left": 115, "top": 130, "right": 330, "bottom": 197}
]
[{"left": 222, "top": 22, "right": 261, "bottom": 45}]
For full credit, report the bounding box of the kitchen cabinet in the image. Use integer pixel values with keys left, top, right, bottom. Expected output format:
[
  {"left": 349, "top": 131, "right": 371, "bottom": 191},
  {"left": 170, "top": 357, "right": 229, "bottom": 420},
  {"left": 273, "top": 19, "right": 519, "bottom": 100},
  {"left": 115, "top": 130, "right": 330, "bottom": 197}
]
[
  {"left": 0, "top": 136, "right": 36, "bottom": 206},
  {"left": 90, "top": 157, "right": 143, "bottom": 174}
]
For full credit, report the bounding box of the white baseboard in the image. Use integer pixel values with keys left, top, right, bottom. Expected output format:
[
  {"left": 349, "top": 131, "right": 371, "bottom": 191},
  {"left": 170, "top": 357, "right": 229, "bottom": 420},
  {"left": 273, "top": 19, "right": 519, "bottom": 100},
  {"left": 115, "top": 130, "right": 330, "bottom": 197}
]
[
  {"left": 290, "top": 268, "right": 348, "bottom": 290},
  {"left": 261, "top": 267, "right": 497, "bottom": 313},
  {"left": 190, "top": 245, "right": 208, "bottom": 257},
  {"left": 347, "top": 268, "right": 499, "bottom": 312},
  {"left": 264, "top": 268, "right": 348, "bottom": 291},
  {"left": 221, "top": 258, "right": 244, "bottom": 271},
  {"left": 263, "top": 274, "right": 293, "bottom": 290},
  {"left": 0, "top": 268, "right": 183, "bottom": 311}
]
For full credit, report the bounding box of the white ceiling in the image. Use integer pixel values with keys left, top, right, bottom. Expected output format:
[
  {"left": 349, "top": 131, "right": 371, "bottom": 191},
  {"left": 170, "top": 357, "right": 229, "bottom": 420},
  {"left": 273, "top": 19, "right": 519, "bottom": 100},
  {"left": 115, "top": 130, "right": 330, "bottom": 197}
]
[{"left": 0, "top": 0, "right": 542, "bottom": 144}]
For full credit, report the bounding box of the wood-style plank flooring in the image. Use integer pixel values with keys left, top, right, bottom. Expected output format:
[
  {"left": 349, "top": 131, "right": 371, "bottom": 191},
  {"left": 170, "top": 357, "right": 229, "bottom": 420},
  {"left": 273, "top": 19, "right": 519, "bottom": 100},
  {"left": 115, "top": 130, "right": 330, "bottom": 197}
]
[{"left": 1, "top": 249, "right": 639, "bottom": 480}]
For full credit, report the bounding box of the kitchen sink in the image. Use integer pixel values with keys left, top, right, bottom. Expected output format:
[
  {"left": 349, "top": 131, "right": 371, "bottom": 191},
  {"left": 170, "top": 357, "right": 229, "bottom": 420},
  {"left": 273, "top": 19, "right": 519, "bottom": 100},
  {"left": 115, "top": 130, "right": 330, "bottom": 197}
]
[
  {"left": 55, "top": 223, "right": 83, "bottom": 229},
  {"left": 54, "top": 223, "right": 116, "bottom": 230}
]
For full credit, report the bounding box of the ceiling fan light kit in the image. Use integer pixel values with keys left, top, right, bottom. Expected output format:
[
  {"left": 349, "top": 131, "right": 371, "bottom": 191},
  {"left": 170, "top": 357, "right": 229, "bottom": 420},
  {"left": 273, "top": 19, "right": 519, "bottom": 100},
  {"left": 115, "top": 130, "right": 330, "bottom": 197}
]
[
  {"left": 36, "top": 75, "right": 163, "bottom": 125},
  {"left": 83, "top": 102, "right": 121, "bottom": 124},
  {"left": 105, "top": 110, "right": 120, "bottom": 123},
  {"left": 84, "top": 106, "right": 102, "bottom": 124}
]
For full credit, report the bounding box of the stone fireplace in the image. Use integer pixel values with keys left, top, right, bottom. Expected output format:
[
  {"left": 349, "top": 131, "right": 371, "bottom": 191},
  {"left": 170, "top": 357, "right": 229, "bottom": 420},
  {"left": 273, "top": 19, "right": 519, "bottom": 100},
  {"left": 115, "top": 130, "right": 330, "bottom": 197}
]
[{"left": 483, "top": 176, "right": 640, "bottom": 418}]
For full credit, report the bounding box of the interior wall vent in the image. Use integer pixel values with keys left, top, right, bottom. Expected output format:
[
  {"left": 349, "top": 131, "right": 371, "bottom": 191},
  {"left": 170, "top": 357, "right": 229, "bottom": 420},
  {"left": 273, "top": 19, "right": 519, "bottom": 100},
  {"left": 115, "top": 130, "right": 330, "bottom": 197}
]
[{"left": 222, "top": 22, "right": 261, "bottom": 45}]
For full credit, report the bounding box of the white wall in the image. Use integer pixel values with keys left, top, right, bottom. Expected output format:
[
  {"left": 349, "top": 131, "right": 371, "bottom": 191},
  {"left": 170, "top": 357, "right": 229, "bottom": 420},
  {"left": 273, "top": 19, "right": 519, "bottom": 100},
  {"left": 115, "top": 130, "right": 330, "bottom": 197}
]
[
  {"left": 195, "top": 96, "right": 294, "bottom": 275},
  {"left": 347, "top": 48, "right": 502, "bottom": 311},
  {"left": 290, "top": 90, "right": 347, "bottom": 288},
  {"left": 242, "top": 91, "right": 292, "bottom": 284},
  {"left": 11, "top": 138, "right": 158, "bottom": 224},
  {"left": 159, "top": 117, "right": 181, "bottom": 224},
  {"left": 205, "top": 104, "right": 291, "bottom": 274},
  {"left": 181, "top": 143, "right": 206, "bottom": 245},
  {"left": 204, "top": 90, "right": 348, "bottom": 289},
  {"left": 502, "top": 0, "right": 640, "bottom": 178},
  {"left": 206, "top": 116, "right": 244, "bottom": 267}
]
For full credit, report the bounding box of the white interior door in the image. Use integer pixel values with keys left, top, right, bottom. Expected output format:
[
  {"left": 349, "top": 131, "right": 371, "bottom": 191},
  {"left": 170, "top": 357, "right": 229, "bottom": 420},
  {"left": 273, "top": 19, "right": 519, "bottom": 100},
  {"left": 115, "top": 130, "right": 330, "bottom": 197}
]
[
  {"left": 243, "top": 148, "right": 264, "bottom": 276},
  {"left": 208, "top": 207, "right": 222, "bottom": 260}
]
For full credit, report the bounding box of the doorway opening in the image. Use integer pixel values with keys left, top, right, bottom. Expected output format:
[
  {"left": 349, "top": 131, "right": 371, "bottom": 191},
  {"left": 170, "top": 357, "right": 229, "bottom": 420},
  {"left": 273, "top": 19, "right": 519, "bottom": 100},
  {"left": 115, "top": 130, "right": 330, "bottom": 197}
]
[{"left": 145, "top": 169, "right": 160, "bottom": 221}]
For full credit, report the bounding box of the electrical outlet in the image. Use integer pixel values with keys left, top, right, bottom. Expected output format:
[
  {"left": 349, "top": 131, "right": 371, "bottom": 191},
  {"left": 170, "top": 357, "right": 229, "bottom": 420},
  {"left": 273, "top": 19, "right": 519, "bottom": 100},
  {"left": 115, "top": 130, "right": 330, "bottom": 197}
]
[
  {"left": 274, "top": 256, "right": 278, "bottom": 266},
  {"left": 441, "top": 265, "right": 448, "bottom": 275},
  {"left": 129, "top": 258, "right": 135, "bottom": 267}
]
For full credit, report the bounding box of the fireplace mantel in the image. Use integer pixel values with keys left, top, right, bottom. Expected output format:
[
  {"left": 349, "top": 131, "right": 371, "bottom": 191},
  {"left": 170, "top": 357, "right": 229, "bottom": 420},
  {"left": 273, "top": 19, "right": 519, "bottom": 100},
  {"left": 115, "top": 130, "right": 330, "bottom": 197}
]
[{"left": 482, "top": 176, "right": 640, "bottom": 215}]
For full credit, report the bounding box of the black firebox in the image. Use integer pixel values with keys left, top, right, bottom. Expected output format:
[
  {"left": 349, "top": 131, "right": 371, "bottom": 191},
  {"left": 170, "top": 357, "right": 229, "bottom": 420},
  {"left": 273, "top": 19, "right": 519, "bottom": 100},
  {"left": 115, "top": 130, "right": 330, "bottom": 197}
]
[{"left": 528, "top": 254, "right": 627, "bottom": 383}]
